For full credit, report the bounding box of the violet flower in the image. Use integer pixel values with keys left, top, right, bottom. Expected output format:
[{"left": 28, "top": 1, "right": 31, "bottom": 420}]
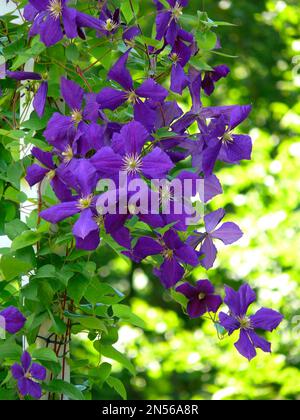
[
  {"left": 25, "top": 0, "right": 103, "bottom": 47},
  {"left": 219, "top": 284, "right": 283, "bottom": 361},
  {"left": 202, "top": 65, "right": 230, "bottom": 96},
  {"left": 91, "top": 121, "right": 174, "bottom": 181},
  {"left": 169, "top": 29, "right": 194, "bottom": 94},
  {"left": 0, "top": 306, "right": 26, "bottom": 334},
  {"left": 133, "top": 229, "right": 199, "bottom": 288},
  {"left": 97, "top": 50, "right": 169, "bottom": 124},
  {"left": 176, "top": 280, "right": 222, "bottom": 318},
  {"left": 98, "top": 3, "right": 120, "bottom": 37},
  {"left": 189, "top": 208, "right": 243, "bottom": 270},
  {"left": 6, "top": 70, "right": 48, "bottom": 118},
  {"left": 11, "top": 352, "right": 46, "bottom": 399}
]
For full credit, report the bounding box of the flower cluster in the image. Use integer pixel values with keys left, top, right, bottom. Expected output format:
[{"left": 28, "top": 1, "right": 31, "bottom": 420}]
[{"left": 15, "top": 0, "right": 283, "bottom": 362}]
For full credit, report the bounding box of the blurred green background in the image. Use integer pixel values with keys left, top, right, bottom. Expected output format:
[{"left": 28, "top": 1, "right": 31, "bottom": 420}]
[{"left": 73, "top": 0, "right": 300, "bottom": 400}]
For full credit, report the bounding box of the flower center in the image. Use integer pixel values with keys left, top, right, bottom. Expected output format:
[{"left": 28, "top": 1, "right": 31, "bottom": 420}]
[
  {"left": 62, "top": 145, "right": 73, "bottom": 163},
  {"left": 122, "top": 153, "right": 143, "bottom": 174},
  {"left": 172, "top": 2, "right": 183, "bottom": 19},
  {"left": 77, "top": 194, "right": 93, "bottom": 210},
  {"left": 47, "top": 0, "right": 63, "bottom": 19},
  {"left": 237, "top": 316, "right": 252, "bottom": 330},
  {"left": 71, "top": 109, "right": 83, "bottom": 125},
  {"left": 126, "top": 90, "right": 138, "bottom": 104},
  {"left": 198, "top": 292, "right": 206, "bottom": 300},
  {"left": 222, "top": 132, "right": 234, "bottom": 144},
  {"left": 163, "top": 248, "right": 174, "bottom": 260},
  {"left": 104, "top": 18, "right": 118, "bottom": 32},
  {"left": 46, "top": 169, "right": 56, "bottom": 181},
  {"left": 170, "top": 53, "right": 180, "bottom": 63}
]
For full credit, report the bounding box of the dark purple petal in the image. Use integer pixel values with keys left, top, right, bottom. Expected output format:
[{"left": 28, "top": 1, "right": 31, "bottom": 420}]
[
  {"left": 0, "top": 306, "right": 26, "bottom": 334},
  {"left": 27, "top": 379, "right": 42, "bottom": 399},
  {"left": 154, "top": 101, "right": 183, "bottom": 129},
  {"left": 219, "top": 312, "right": 240, "bottom": 335},
  {"left": 163, "top": 230, "right": 183, "bottom": 250},
  {"left": 11, "top": 364, "right": 24, "bottom": 380},
  {"left": 43, "top": 113, "right": 74, "bottom": 149},
  {"left": 29, "top": 0, "right": 48, "bottom": 11},
  {"left": 133, "top": 237, "right": 163, "bottom": 261},
  {"left": 170, "top": 64, "right": 189, "bottom": 94},
  {"left": 211, "top": 64, "right": 230, "bottom": 82},
  {"left": 248, "top": 331, "right": 271, "bottom": 354},
  {"left": 25, "top": 164, "right": 49, "bottom": 187},
  {"left": 83, "top": 93, "right": 100, "bottom": 122},
  {"left": 40, "top": 15, "right": 64, "bottom": 47},
  {"left": 73, "top": 209, "right": 98, "bottom": 240},
  {"left": 204, "top": 208, "right": 225, "bottom": 233},
  {"left": 104, "top": 213, "right": 128, "bottom": 233},
  {"left": 97, "top": 87, "right": 127, "bottom": 110},
  {"left": 202, "top": 141, "right": 222, "bottom": 176},
  {"left": 50, "top": 176, "right": 73, "bottom": 202},
  {"left": 112, "top": 121, "right": 149, "bottom": 156},
  {"left": 229, "top": 105, "right": 252, "bottom": 129},
  {"left": 175, "top": 244, "right": 199, "bottom": 267},
  {"left": 33, "top": 81, "right": 48, "bottom": 118},
  {"left": 211, "top": 222, "right": 243, "bottom": 245},
  {"left": 76, "top": 11, "right": 104, "bottom": 31},
  {"left": 250, "top": 308, "right": 283, "bottom": 332},
  {"left": 201, "top": 174, "right": 223, "bottom": 203},
  {"left": 142, "top": 147, "right": 174, "bottom": 178},
  {"left": 200, "top": 236, "right": 217, "bottom": 270},
  {"left": 18, "top": 377, "right": 29, "bottom": 397},
  {"left": 111, "top": 227, "right": 131, "bottom": 250},
  {"left": 188, "top": 66, "right": 202, "bottom": 112},
  {"left": 221, "top": 134, "right": 252, "bottom": 163},
  {"left": 187, "top": 298, "right": 207, "bottom": 318},
  {"left": 156, "top": 10, "right": 172, "bottom": 40},
  {"left": 165, "top": 19, "right": 178, "bottom": 47},
  {"left": 30, "top": 363, "right": 46, "bottom": 381},
  {"left": 31, "top": 147, "right": 54, "bottom": 170},
  {"left": 62, "top": 7, "right": 78, "bottom": 39},
  {"left": 238, "top": 284, "right": 257, "bottom": 316},
  {"left": 159, "top": 257, "right": 185, "bottom": 288},
  {"left": 21, "top": 351, "right": 31, "bottom": 372},
  {"left": 6, "top": 70, "right": 41, "bottom": 81},
  {"left": 134, "top": 101, "right": 157, "bottom": 132},
  {"left": 195, "top": 279, "right": 215, "bottom": 295},
  {"left": 91, "top": 146, "right": 122, "bottom": 177},
  {"left": 136, "top": 79, "right": 169, "bottom": 102},
  {"left": 68, "top": 159, "right": 99, "bottom": 196},
  {"left": 75, "top": 228, "right": 100, "bottom": 251},
  {"left": 61, "top": 77, "right": 84, "bottom": 111},
  {"left": 235, "top": 330, "right": 257, "bottom": 361},
  {"left": 205, "top": 294, "right": 223, "bottom": 313},
  {"left": 108, "top": 50, "right": 133, "bottom": 91},
  {"left": 123, "top": 26, "right": 141, "bottom": 42},
  {"left": 24, "top": 4, "right": 38, "bottom": 21},
  {"left": 176, "top": 282, "right": 196, "bottom": 299},
  {"left": 40, "top": 201, "right": 79, "bottom": 224}
]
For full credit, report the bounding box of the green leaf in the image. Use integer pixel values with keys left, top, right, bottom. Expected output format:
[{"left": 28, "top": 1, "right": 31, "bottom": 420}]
[
  {"left": 68, "top": 274, "right": 91, "bottom": 304},
  {"left": 95, "top": 344, "right": 135, "bottom": 375},
  {"left": 32, "top": 348, "right": 58, "bottom": 364},
  {"left": 0, "top": 255, "right": 32, "bottom": 281},
  {"left": 4, "top": 187, "right": 27, "bottom": 203},
  {"left": 84, "top": 279, "right": 125, "bottom": 305},
  {"left": 4, "top": 219, "right": 28, "bottom": 240},
  {"left": 106, "top": 376, "right": 127, "bottom": 400},
  {"left": 121, "top": 0, "right": 139, "bottom": 23},
  {"left": 90, "top": 363, "right": 112, "bottom": 386},
  {"left": 112, "top": 304, "right": 146, "bottom": 329},
  {"left": 78, "top": 317, "right": 107, "bottom": 332},
  {"left": 11, "top": 230, "right": 40, "bottom": 251},
  {"left": 44, "top": 380, "right": 85, "bottom": 401},
  {"left": 0, "top": 341, "right": 22, "bottom": 360},
  {"left": 66, "top": 44, "right": 79, "bottom": 62},
  {"left": 195, "top": 31, "right": 218, "bottom": 51}
]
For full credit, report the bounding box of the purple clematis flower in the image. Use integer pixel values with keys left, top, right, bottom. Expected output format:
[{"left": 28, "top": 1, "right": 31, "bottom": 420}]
[
  {"left": 25, "top": 147, "right": 73, "bottom": 202},
  {"left": 176, "top": 280, "right": 222, "bottom": 318},
  {"left": 219, "top": 284, "right": 283, "bottom": 361},
  {"left": 155, "top": 0, "right": 189, "bottom": 47},
  {"left": 98, "top": 3, "right": 120, "bottom": 37},
  {"left": 97, "top": 51, "right": 169, "bottom": 122},
  {"left": 202, "top": 105, "right": 253, "bottom": 175},
  {"left": 0, "top": 306, "right": 26, "bottom": 334},
  {"left": 202, "top": 65, "right": 230, "bottom": 96},
  {"left": 11, "top": 351, "right": 46, "bottom": 399},
  {"left": 6, "top": 70, "right": 48, "bottom": 118},
  {"left": 24, "top": 0, "right": 103, "bottom": 47},
  {"left": 40, "top": 159, "right": 101, "bottom": 251},
  {"left": 91, "top": 121, "right": 174, "bottom": 181},
  {"left": 133, "top": 229, "right": 199, "bottom": 288},
  {"left": 189, "top": 208, "right": 243, "bottom": 270},
  {"left": 169, "top": 29, "right": 194, "bottom": 94}
]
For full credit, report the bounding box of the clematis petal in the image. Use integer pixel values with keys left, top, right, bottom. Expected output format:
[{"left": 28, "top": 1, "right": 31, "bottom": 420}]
[
  {"left": 73, "top": 209, "right": 99, "bottom": 240},
  {"left": 142, "top": 147, "right": 174, "bottom": 178},
  {"left": 27, "top": 379, "right": 42, "bottom": 399},
  {"left": 33, "top": 81, "right": 48, "bottom": 118},
  {"left": 11, "top": 364, "right": 24, "bottom": 380},
  {"left": 219, "top": 312, "right": 240, "bottom": 335},
  {"left": 200, "top": 236, "right": 217, "bottom": 270},
  {"left": 156, "top": 10, "right": 172, "bottom": 40},
  {"left": 238, "top": 284, "right": 257, "bottom": 316},
  {"left": 204, "top": 208, "right": 225, "bottom": 233},
  {"left": 196, "top": 279, "right": 215, "bottom": 295},
  {"left": 222, "top": 134, "right": 252, "bottom": 163},
  {"left": 176, "top": 282, "right": 196, "bottom": 299},
  {"left": 159, "top": 257, "right": 185, "bottom": 288},
  {"left": 235, "top": 330, "right": 257, "bottom": 361},
  {"left": 229, "top": 105, "right": 252, "bottom": 130},
  {"left": 30, "top": 363, "right": 46, "bottom": 381},
  {"left": 29, "top": 0, "right": 48, "bottom": 11},
  {"left": 43, "top": 113, "right": 74, "bottom": 149},
  {"left": 40, "top": 16, "right": 64, "bottom": 47},
  {"left": 170, "top": 64, "right": 189, "bottom": 94},
  {"left": 175, "top": 244, "right": 199, "bottom": 267},
  {"left": 6, "top": 70, "right": 41, "bottom": 81},
  {"left": 108, "top": 50, "right": 133, "bottom": 91},
  {"left": 248, "top": 331, "right": 271, "bottom": 354},
  {"left": 62, "top": 7, "right": 78, "bottom": 39},
  {"left": 205, "top": 294, "right": 223, "bottom": 313},
  {"left": 112, "top": 121, "right": 149, "bottom": 156},
  {"left": 75, "top": 228, "right": 100, "bottom": 251},
  {"left": 21, "top": 351, "right": 31, "bottom": 372},
  {"left": 40, "top": 201, "right": 79, "bottom": 224},
  {"left": 61, "top": 77, "right": 84, "bottom": 111},
  {"left": 250, "top": 308, "right": 283, "bottom": 332},
  {"left": 211, "top": 222, "right": 243, "bottom": 245},
  {"left": 97, "top": 87, "right": 127, "bottom": 110},
  {"left": 133, "top": 237, "right": 163, "bottom": 261},
  {"left": 90, "top": 146, "right": 122, "bottom": 177},
  {"left": 31, "top": 147, "right": 54, "bottom": 170},
  {"left": 50, "top": 176, "right": 74, "bottom": 202},
  {"left": 134, "top": 101, "right": 157, "bottom": 132},
  {"left": 0, "top": 306, "right": 26, "bottom": 334},
  {"left": 163, "top": 230, "right": 183, "bottom": 250},
  {"left": 25, "top": 164, "right": 49, "bottom": 187},
  {"left": 136, "top": 79, "right": 169, "bottom": 102},
  {"left": 187, "top": 298, "right": 207, "bottom": 318}
]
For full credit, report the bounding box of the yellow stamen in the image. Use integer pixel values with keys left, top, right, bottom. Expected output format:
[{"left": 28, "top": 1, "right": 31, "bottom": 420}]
[
  {"left": 237, "top": 316, "right": 252, "bottom": 330},
  {"left": 163, "top": 249, "right": 174, "bottom": 260},
  {"left": 46, "top": 169, "right": 56, "bottom": 181},
  {"left": 126, "top": 90, "right": 138, "bottom": 104},
  {"left": 103, "top": 18, "right": 118, "bottom": 32},
  {"left": 62, "top": 145, "right": 73, "bottom": 163},
  {"left": 222, "top": 132, "right": 234, "bottom": 144},
  {"left": 47, "top": 0, "right": 63, "bottom": 20},
  {"left": 122, "top": 153, "right": 143, "bottom": 175},
  {"left": 198, "top": 292, "right": 206, "bottom": 301},
  {"left": 71, "top": 109, "right": 83, "bottom": 125},
  {"left": 172, "top": 2, "right": 183, "bottom": 19},
  {"left": 77, "top": 194, "right": 94, "bottom": 210}
]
